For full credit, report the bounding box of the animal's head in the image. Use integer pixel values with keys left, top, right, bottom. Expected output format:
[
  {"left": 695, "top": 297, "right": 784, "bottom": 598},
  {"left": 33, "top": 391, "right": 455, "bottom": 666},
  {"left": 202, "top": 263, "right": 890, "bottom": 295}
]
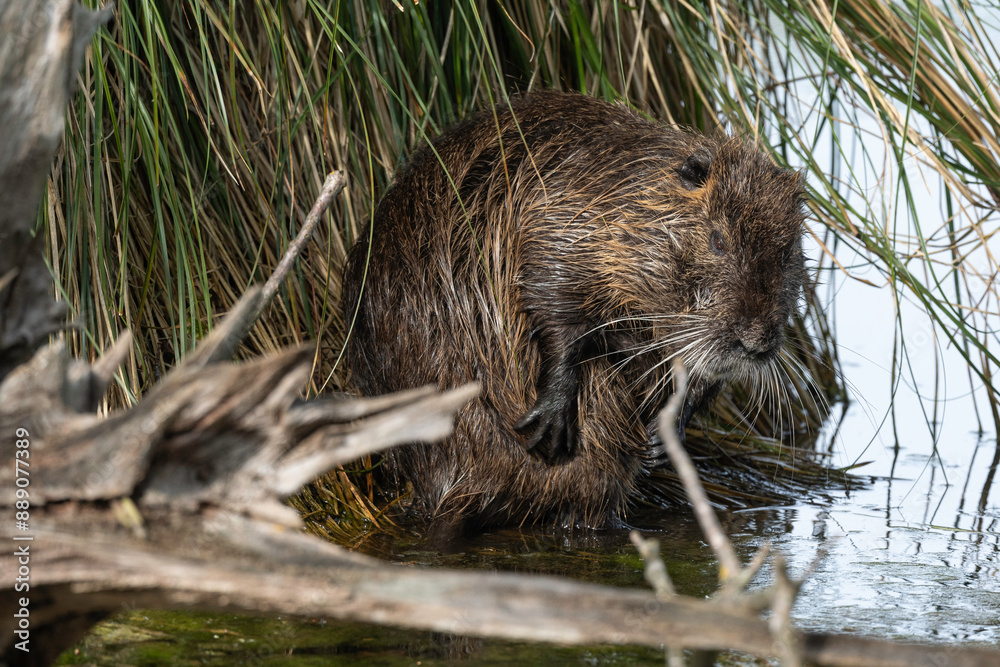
[
  {"left": 672, "top": 138, "right": 807, "bottom": 381},
  {"left": 589, "top": 133, "right": 807, "bottom": 385}
]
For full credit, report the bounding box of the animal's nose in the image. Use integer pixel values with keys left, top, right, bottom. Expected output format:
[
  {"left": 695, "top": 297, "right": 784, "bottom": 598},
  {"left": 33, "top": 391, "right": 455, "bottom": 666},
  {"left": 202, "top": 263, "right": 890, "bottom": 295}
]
[
  {"left": 733, "top": 323, "right": 782, "bottom": 358},
  {"left": 733, "top": 338, "right": 771, "bottom": 359}
]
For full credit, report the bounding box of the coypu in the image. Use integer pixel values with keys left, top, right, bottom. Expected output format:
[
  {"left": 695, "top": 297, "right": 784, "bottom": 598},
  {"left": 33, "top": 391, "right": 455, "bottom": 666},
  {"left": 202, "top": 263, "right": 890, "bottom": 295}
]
[{"left": 342, "top": 90, "right": 806, "bottom": 534}]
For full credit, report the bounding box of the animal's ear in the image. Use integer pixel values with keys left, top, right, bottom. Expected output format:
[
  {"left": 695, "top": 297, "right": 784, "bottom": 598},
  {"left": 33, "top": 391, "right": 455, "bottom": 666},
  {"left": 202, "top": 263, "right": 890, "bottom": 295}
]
[
  {"left": 776, "top": 166, "right": 807, "bottom": 207},
  {"left": 679, "top": 149, "right": 712, "bottom": 190}
]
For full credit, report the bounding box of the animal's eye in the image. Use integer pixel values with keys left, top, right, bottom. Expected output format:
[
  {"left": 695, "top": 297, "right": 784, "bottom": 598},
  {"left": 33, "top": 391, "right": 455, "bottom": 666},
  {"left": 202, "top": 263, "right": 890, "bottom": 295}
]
[{"left": 710, "top": 230, "right": 726, "bottom": 256}]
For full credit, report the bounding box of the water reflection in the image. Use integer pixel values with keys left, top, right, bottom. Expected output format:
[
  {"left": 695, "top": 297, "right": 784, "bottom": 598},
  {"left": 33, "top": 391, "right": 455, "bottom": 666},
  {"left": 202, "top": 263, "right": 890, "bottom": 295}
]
[{"left": 718, "top": 432, "right": 998, "bottom": 644}]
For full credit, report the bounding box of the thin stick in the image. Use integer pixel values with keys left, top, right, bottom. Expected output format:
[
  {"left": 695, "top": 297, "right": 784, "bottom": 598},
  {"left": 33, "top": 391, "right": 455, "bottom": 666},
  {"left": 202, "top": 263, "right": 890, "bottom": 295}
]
[
  {"left": 629, "top": 530, "right": 675, "bottom": 598},
  {"left": 656, "top": 358, "right": 742, "bottom": 581},
  {"left": 257, "top": 171, "right": 347, "bottom": 319},
  {"left": 629, "top": 530, "right": 688, "bottom": 667},
  {"left": 186, "top": 171, "right": 348, "bottom": 367},
  {"left": 770, "top": 555, "right": 802, "bottom": 667}
]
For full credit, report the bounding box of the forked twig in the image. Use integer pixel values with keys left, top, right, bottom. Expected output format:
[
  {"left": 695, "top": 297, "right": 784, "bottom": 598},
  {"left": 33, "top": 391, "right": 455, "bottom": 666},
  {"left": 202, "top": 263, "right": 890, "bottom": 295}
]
[{"left": 633, "top": 358, "right": 812, "bottom": 666}]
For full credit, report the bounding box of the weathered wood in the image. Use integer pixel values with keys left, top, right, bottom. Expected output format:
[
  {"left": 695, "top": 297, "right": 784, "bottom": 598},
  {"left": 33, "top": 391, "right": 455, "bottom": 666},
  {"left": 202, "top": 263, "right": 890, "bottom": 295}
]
[
  {"left": 4, "top": 513, "right": 998, "bottom": 667},
  {"left": 0, "top": 310, "right": 483, "bottom": 664},
  {"left": 0, "top": 0, "right": 113, "bottom": 381},
  {"left": 0, "top": 330, "right": 478, "bottom": 513}
]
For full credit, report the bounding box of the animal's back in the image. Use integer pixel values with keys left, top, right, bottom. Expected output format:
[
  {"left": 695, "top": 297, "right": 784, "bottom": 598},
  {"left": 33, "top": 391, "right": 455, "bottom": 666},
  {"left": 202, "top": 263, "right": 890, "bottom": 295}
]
[{"left": 343, "top": 92, "right": 652, "bottom": 530}]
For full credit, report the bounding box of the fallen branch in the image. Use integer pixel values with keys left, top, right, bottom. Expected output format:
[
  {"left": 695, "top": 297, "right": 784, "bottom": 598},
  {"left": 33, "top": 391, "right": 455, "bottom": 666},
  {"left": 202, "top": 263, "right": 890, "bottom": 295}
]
[{"left": 6, "top": 491, "right": 999, "bottom": 667}]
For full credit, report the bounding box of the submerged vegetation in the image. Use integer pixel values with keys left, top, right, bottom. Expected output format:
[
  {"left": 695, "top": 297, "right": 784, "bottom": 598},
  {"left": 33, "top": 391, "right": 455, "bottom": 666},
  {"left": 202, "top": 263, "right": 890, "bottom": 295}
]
[{"left": 51, "top": 1, "right": 1000, "bottom": 534}]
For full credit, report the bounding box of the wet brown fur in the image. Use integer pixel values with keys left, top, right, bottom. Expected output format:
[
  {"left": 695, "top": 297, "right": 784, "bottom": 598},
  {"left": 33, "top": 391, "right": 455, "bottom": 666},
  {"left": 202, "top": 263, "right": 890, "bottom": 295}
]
[{"left": 343, "top": 91, "right": 806, "bottom": 534}]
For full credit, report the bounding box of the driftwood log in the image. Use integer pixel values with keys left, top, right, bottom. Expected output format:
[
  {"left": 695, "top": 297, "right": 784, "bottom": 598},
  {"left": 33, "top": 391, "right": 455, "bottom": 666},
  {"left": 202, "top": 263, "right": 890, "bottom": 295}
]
[{"left": 3, "top": 3, "right": 1000, "bottom": 667}]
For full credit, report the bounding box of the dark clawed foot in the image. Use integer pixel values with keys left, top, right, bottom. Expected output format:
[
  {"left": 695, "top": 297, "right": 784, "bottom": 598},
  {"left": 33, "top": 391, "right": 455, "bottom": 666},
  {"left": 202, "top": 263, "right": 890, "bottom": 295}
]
[
  {"left": 646, "top": 432, "right": 669, "bottom": 468},
  {"left": 676, "top": 417, "right": 688, "bottom": 445},
  {"left": 514, "top": 399, "right": 577, "bottom": 464},
  {"left": 644, "top": 419, "right": 687, "bottom": 468}
]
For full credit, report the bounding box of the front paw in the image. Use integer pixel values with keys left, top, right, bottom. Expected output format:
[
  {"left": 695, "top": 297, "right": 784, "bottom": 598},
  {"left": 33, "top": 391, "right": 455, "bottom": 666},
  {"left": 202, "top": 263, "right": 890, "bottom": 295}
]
[
  {"left": 514, "top": 398, "right": 577, "bottom": 463},
  {"left": 644, "top": 418, "right": 686, "bottom": 468},
  {"left": 645, "top": 432, "right": 668, "bottom": 468}
]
